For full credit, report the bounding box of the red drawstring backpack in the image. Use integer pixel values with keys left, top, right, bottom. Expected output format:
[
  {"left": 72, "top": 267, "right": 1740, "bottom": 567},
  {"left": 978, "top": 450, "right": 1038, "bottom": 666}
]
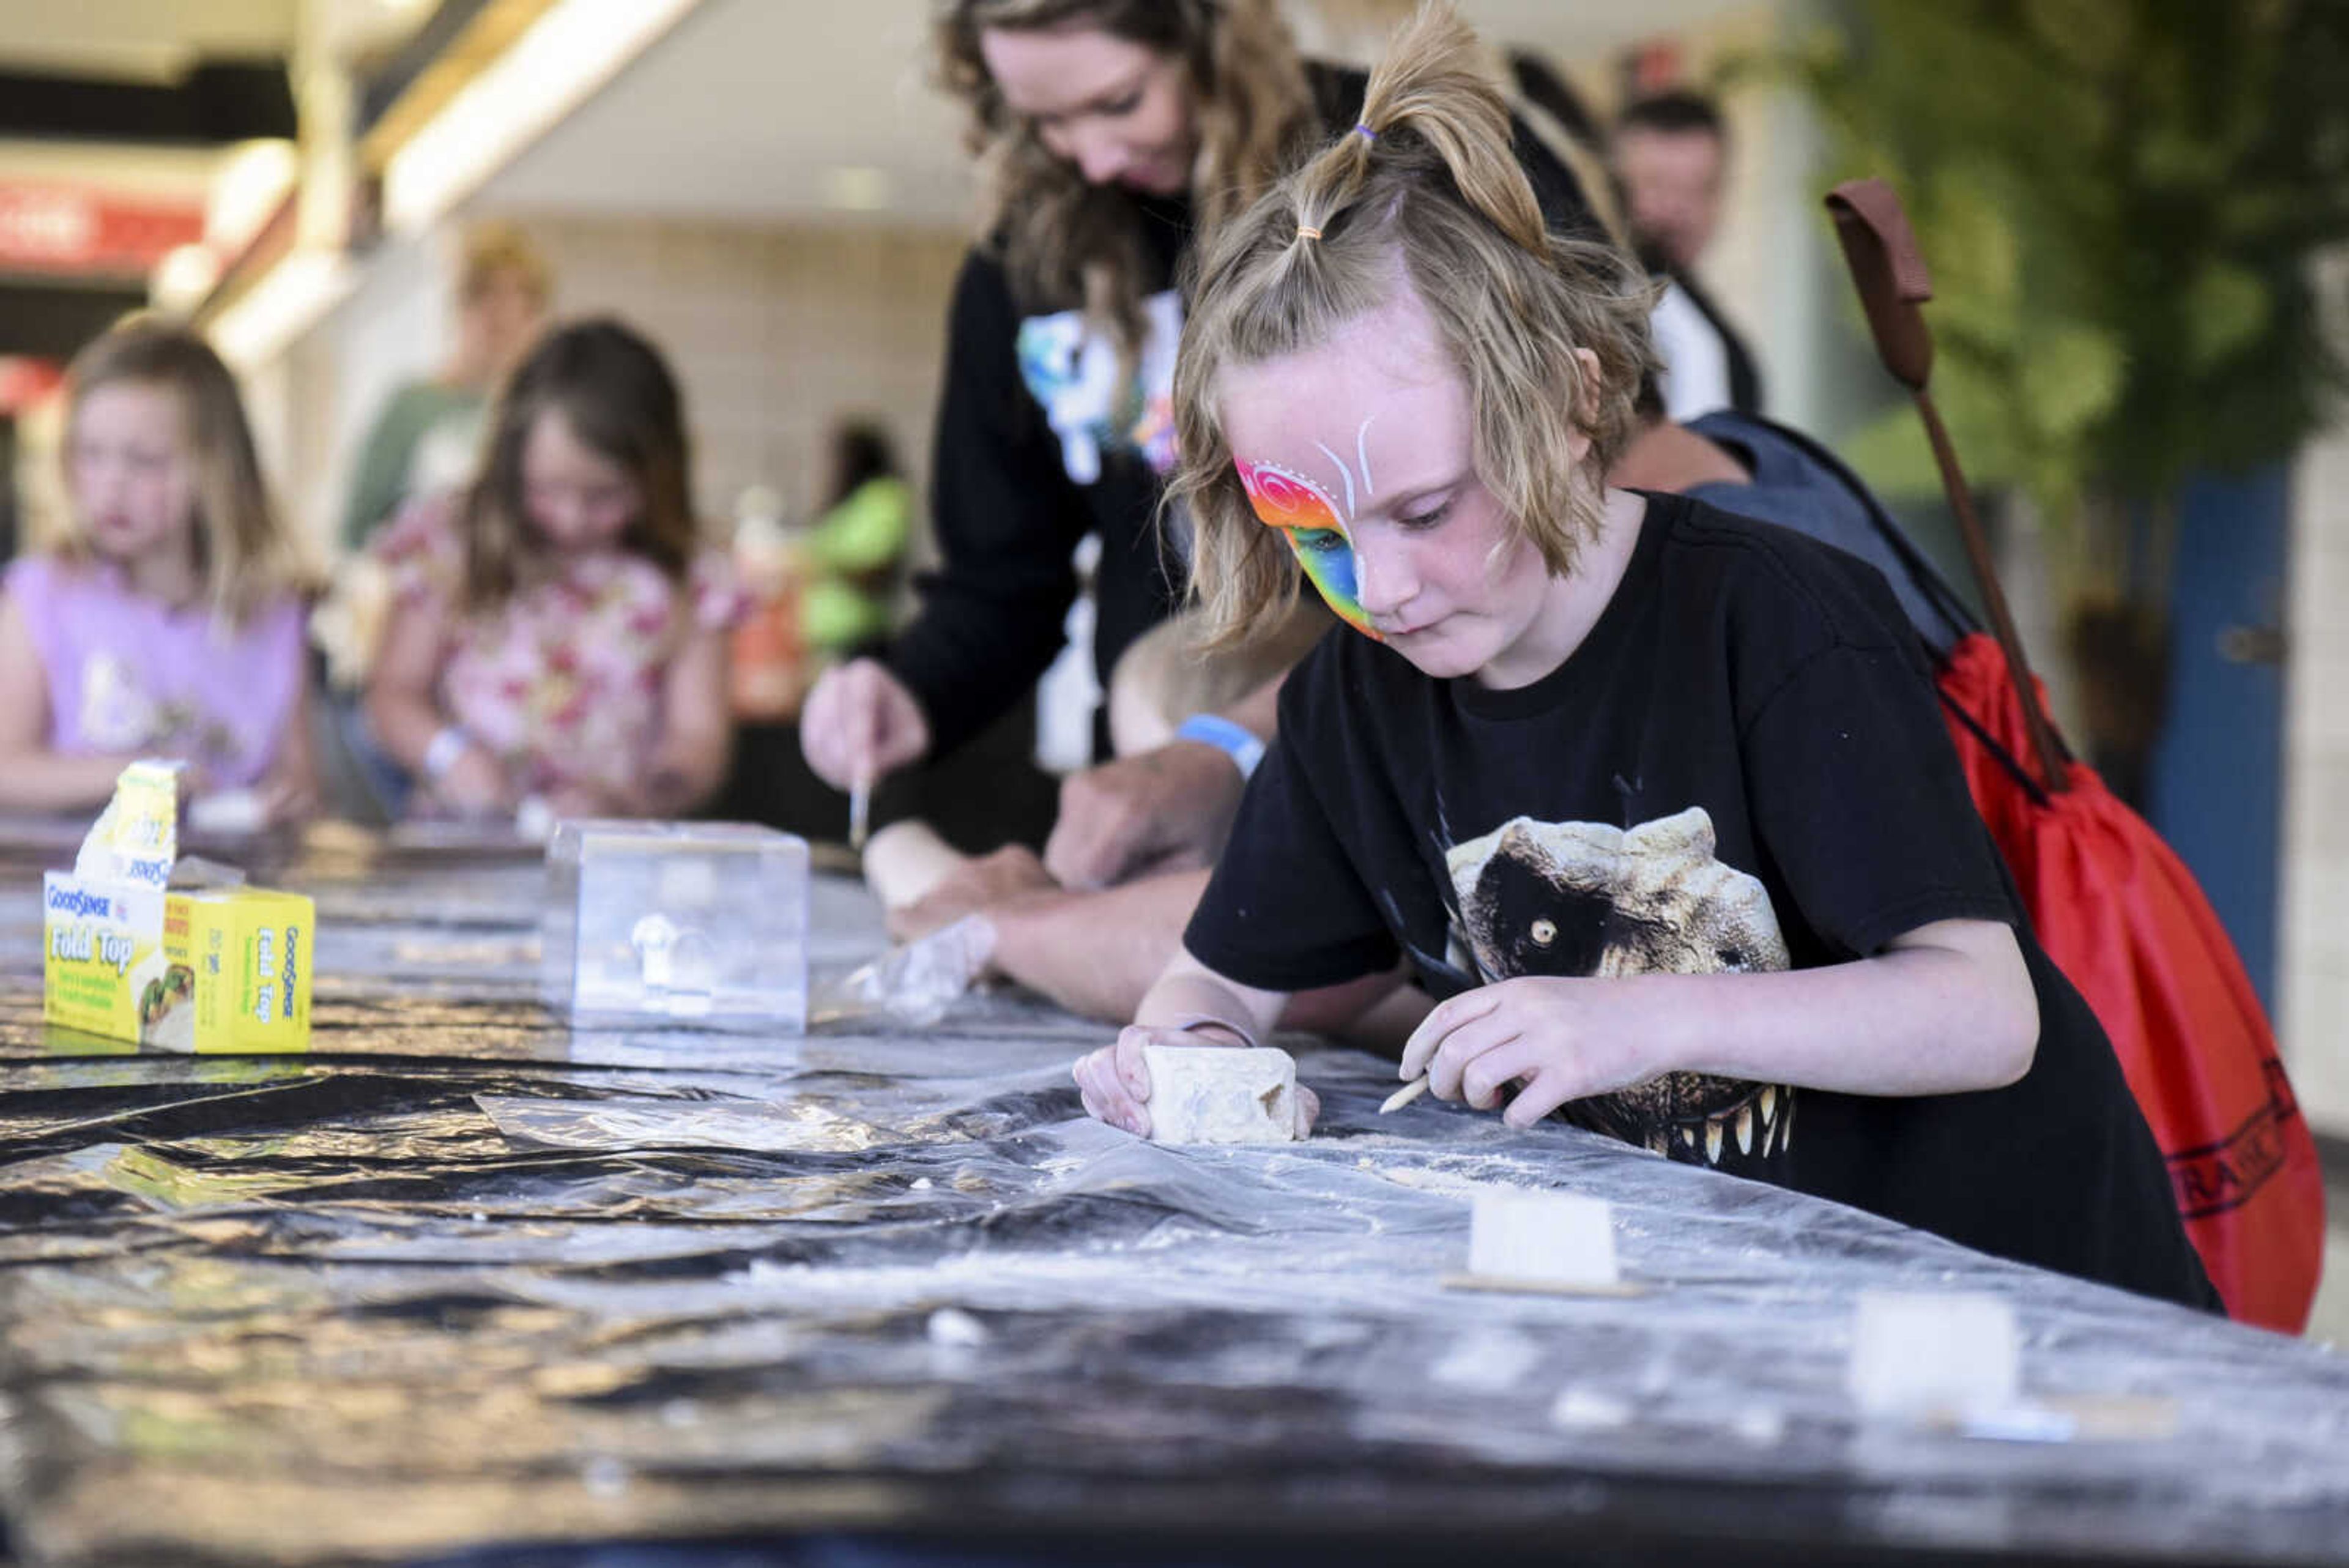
[{"left": 1826, "top": 180, "right": 2325, "bottom": 1331}]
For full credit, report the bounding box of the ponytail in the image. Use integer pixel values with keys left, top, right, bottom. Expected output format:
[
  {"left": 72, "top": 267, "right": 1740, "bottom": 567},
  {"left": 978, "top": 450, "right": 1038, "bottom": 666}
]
[
  {"left": 1351, "top": 5, "right": 1548, "bottom": 253},
  {"left": 1168, "top": 1, "right": 1659, "bottom": 652}
]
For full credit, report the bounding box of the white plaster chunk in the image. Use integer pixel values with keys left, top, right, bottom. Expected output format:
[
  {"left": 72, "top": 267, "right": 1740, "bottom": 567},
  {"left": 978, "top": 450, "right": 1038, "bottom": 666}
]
[
  {"left": 1430, "top": 1328, "right": 1545, "bottom": 1392},
  {"left": 1548, "top": 1384, "right": 1634, "bottom": 1431},
  {"left": 1141, "top": 1044, "right": 1299, "bottom": 1145},
  {"left": 1467, "top": 1187, "right": 1619, "bottom": 1286},
  {"left": 1847, "top": 1290, "right": 2020, "bottom": 1419},
  {"left": 926, "top": 1307, "right": 988, "bottom": 1348}
]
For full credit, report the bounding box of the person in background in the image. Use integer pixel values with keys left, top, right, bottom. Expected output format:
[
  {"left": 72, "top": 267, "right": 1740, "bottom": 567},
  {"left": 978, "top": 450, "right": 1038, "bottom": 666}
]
[
  {"left": 800, "top": 420, "right": 913, "bottom": 661},
  {"left": 1614, "top": 89, "right": 1762, "bottom": 419},
  {"left": 0, "top": 321, "right": 318, "bottom": 818},
  {"left": 797, "top": 0, "right": 1597, "bottom": 823},
  {"left": 364, "top": 319, "right": 737, "bottom": 820},
  {"left": 1, "top": 418, "right": 20, "bottom": 565},
  {"left": 338, "top": 223, "right": 551, "bottom": 555}
]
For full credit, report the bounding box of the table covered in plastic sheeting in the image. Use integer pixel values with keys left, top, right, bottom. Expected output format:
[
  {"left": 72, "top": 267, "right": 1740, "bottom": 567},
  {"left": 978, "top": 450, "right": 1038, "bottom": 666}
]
[{"left": 0, "top": 823, "right": 2346, "bottom": 1568}]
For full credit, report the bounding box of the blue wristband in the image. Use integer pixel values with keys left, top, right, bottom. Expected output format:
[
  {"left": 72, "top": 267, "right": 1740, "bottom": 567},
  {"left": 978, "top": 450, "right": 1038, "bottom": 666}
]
[{"left": 1175, "top": 713, "right": 1266, "bottom": 781}]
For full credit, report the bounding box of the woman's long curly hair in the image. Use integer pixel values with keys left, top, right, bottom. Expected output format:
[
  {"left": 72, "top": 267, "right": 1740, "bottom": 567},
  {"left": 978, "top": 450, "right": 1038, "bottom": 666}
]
[{"left": 935, "top": 0, "right": 1316, "bottom": 360}]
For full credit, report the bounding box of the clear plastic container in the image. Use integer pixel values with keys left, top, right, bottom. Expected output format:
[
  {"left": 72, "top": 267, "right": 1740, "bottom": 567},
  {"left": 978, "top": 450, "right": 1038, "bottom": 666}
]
[{"left": 543, "top": 820, "right": 808, "bottom": 1031}]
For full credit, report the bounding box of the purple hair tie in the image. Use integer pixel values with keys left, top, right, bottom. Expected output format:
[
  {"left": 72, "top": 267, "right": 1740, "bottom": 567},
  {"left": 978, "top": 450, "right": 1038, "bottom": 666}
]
[{"left": 1353, "top": 123, "right": 1377, "bottom": 142}]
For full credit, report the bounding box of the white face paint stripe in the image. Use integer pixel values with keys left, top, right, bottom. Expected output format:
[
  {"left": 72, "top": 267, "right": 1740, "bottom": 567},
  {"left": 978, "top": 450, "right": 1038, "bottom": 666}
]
[
  {"left": 1301, "top": 415, "right": 1381, "bottom": 521},
  {"left": 1310, "top": 439, "right": 1355, "bottom": 520}
]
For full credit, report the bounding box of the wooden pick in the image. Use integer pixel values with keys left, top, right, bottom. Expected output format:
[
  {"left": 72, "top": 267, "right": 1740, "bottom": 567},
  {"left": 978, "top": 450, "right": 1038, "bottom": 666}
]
[{"left": 1379, "top": 1076, "right": 1431, "bottom": 1114}]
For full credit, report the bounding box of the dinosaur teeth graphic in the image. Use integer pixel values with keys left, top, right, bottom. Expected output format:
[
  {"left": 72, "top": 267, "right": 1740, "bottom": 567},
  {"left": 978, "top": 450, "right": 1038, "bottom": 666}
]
[
  {"left": 1445, "top": 806, "right": 1798, "bottom": 1165},
  {"left": 1641, "top": 1088, "right": 1795, "bottom": 1167}
]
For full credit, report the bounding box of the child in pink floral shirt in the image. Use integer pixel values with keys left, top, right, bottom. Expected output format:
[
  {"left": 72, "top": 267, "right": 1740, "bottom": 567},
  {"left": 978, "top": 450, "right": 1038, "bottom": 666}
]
[{"left": 365, "top": 319, "right": 739, "bottom": 819}]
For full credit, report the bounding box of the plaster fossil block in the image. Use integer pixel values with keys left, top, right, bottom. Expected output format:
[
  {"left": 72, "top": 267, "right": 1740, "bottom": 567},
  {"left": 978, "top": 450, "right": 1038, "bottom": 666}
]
[
  {"left": 1466, "top": 1187, "right": 1619, "bottom": 1287},
  {"left": 1847, "top": 1290, "right": 2020, "bottom": 1419},
  {"left": 1141, "top": 1044, "right": 1299, "bottom": 1145}
]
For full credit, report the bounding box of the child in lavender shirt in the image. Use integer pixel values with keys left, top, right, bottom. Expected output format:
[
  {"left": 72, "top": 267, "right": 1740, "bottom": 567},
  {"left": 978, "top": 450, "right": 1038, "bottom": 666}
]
[{"left": 0, "top": 322, "right": 317, "bottom": 817}]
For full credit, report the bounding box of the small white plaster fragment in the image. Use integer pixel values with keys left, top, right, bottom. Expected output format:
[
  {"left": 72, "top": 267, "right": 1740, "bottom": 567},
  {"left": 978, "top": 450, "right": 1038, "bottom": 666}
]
[
  {"left": 1467, "top": 1187, "right": 1617, "bottom": 1286},
  {"left": 1430, "top": 1329, "right": 1545, "bottom": 1393},
  {"left": 1550, "top": 1386, "right": 1634, "bottom": 1430},
  {"left": 1847, "top": 1291, "right": 2020, "bottom": 1420},
  {"left": 927, "top": 1307, "right": 988, "bottom": 1348}
]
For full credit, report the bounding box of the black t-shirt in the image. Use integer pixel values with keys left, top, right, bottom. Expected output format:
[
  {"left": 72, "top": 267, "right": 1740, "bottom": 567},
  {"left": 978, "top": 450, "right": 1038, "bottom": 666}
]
[
  {"left": 1186, "top": 492, "right": 2216, "bottom": 1310},
  {"left": 885, "top": 64, "right": 1603, "bottom": 759}
]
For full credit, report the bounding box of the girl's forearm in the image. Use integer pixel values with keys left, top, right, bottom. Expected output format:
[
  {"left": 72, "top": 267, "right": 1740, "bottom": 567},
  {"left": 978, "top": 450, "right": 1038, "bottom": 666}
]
[
  {"left": 1631, "top": 922, "right": 2039, "bottom": 1096},
  {"left": 0, "top": 749, "right": 142, "bottom": 812},
  {"left": 1135, "top": 949, "right": 1288, "bottom": 1049},
  {"left": 364, "top": 689, "right": 448, "bottom": 773}
]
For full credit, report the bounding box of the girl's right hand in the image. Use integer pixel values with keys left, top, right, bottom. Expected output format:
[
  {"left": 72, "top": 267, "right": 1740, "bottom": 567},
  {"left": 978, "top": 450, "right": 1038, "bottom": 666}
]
[
  {"left": 800, "top": 658, "right": 929, "bottom": 792},
  {"left": 1073, "top": 1025, "right": 1161, "bottom": 1137}
]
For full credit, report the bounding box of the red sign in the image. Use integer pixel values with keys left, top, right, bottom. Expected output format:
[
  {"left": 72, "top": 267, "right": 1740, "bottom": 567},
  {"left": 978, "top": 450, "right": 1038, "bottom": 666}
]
[
  {"left": 0, "top": 184, "right": 206, "bottom": 280},
  {"left": 0, "top": 357, "right": 64, "bottom": 414}
]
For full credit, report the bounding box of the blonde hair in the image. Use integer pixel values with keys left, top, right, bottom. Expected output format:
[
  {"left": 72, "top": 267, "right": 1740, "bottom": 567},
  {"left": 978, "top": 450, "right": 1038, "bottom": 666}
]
[
  {"left": 1107, "top": 599, "right": 1330, "bottom": 754},
  {"left": 459, "top": 318, "right": 695, "bottom": 615},
  {"left": 1167, "top": 2, "right": 1659, "bottom": 649},
  {"left": 458, "top": 221, "right": 551, "bottom": 307},
  {"left": 935, "top": 0, "right": 1316, "bottom": 360},
  {"left": 60, "top": 318, "right": 308, "bottom": 626}
]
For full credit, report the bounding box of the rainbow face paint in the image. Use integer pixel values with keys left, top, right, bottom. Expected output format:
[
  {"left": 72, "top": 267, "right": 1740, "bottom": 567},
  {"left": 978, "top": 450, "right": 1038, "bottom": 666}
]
[{"left": 1235, "top": 458, "right": 1382, "bottom": 641}]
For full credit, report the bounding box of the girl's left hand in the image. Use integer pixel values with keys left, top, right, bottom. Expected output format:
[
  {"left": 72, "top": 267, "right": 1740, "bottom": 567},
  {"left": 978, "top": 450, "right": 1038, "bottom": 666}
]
[
  {"left": 1074, "top": 1025, "right": 1320, "bottom": 1140},
  {"left": 1397, "top": 978, "right": 1658, "bottom": 1129}
]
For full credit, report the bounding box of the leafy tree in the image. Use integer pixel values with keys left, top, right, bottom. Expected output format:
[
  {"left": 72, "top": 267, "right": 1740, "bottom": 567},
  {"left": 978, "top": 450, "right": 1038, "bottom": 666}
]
[{"left": 1793, "top": 0, "right": 2349, "bottom": 770}]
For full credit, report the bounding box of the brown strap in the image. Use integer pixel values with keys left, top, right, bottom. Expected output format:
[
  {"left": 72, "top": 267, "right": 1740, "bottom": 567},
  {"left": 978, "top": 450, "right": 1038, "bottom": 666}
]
[{"left": 1824, "top": 178, "right": 2069, "bottom": 795}]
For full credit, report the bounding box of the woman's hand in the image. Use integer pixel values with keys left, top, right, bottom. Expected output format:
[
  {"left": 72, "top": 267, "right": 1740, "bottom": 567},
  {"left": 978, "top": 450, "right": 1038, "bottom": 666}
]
[
  {"left": 1397, "top": 977, "right": 1660, "bottom": 1129},
  {"left": 800, "top": 658, "right": 930, "bottom": 792},
  {"left": 1074, "top": 1024, "right": 1319, "bottom": 1139},
  {"left": 1044, "top": 738, "right": 1247, "bottom": 890}
]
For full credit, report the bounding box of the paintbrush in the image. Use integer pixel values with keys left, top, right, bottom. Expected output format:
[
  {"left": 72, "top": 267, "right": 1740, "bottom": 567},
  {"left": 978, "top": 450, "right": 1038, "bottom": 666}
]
[{"left": 848, "top": 768, "right": 870, "bottom": 853}]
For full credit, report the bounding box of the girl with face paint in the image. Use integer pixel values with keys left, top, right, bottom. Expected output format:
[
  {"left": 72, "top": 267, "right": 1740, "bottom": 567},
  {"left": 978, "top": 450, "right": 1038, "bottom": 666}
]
[{"left": 1071, "top": 4, "right": 2214, "bottom": 1312}]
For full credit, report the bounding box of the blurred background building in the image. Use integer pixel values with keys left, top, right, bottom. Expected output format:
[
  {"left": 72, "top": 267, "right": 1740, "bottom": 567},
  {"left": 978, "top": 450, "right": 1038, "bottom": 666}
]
[{"left": 0, "top": 0, "right": 2342, "bottom": 1162}]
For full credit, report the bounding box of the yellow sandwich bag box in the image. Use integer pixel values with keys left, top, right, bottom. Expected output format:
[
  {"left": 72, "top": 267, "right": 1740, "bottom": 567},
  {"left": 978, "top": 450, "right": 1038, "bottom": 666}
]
[{"left": 42, "top": 760, "right": 313, "bottom": 1052}]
